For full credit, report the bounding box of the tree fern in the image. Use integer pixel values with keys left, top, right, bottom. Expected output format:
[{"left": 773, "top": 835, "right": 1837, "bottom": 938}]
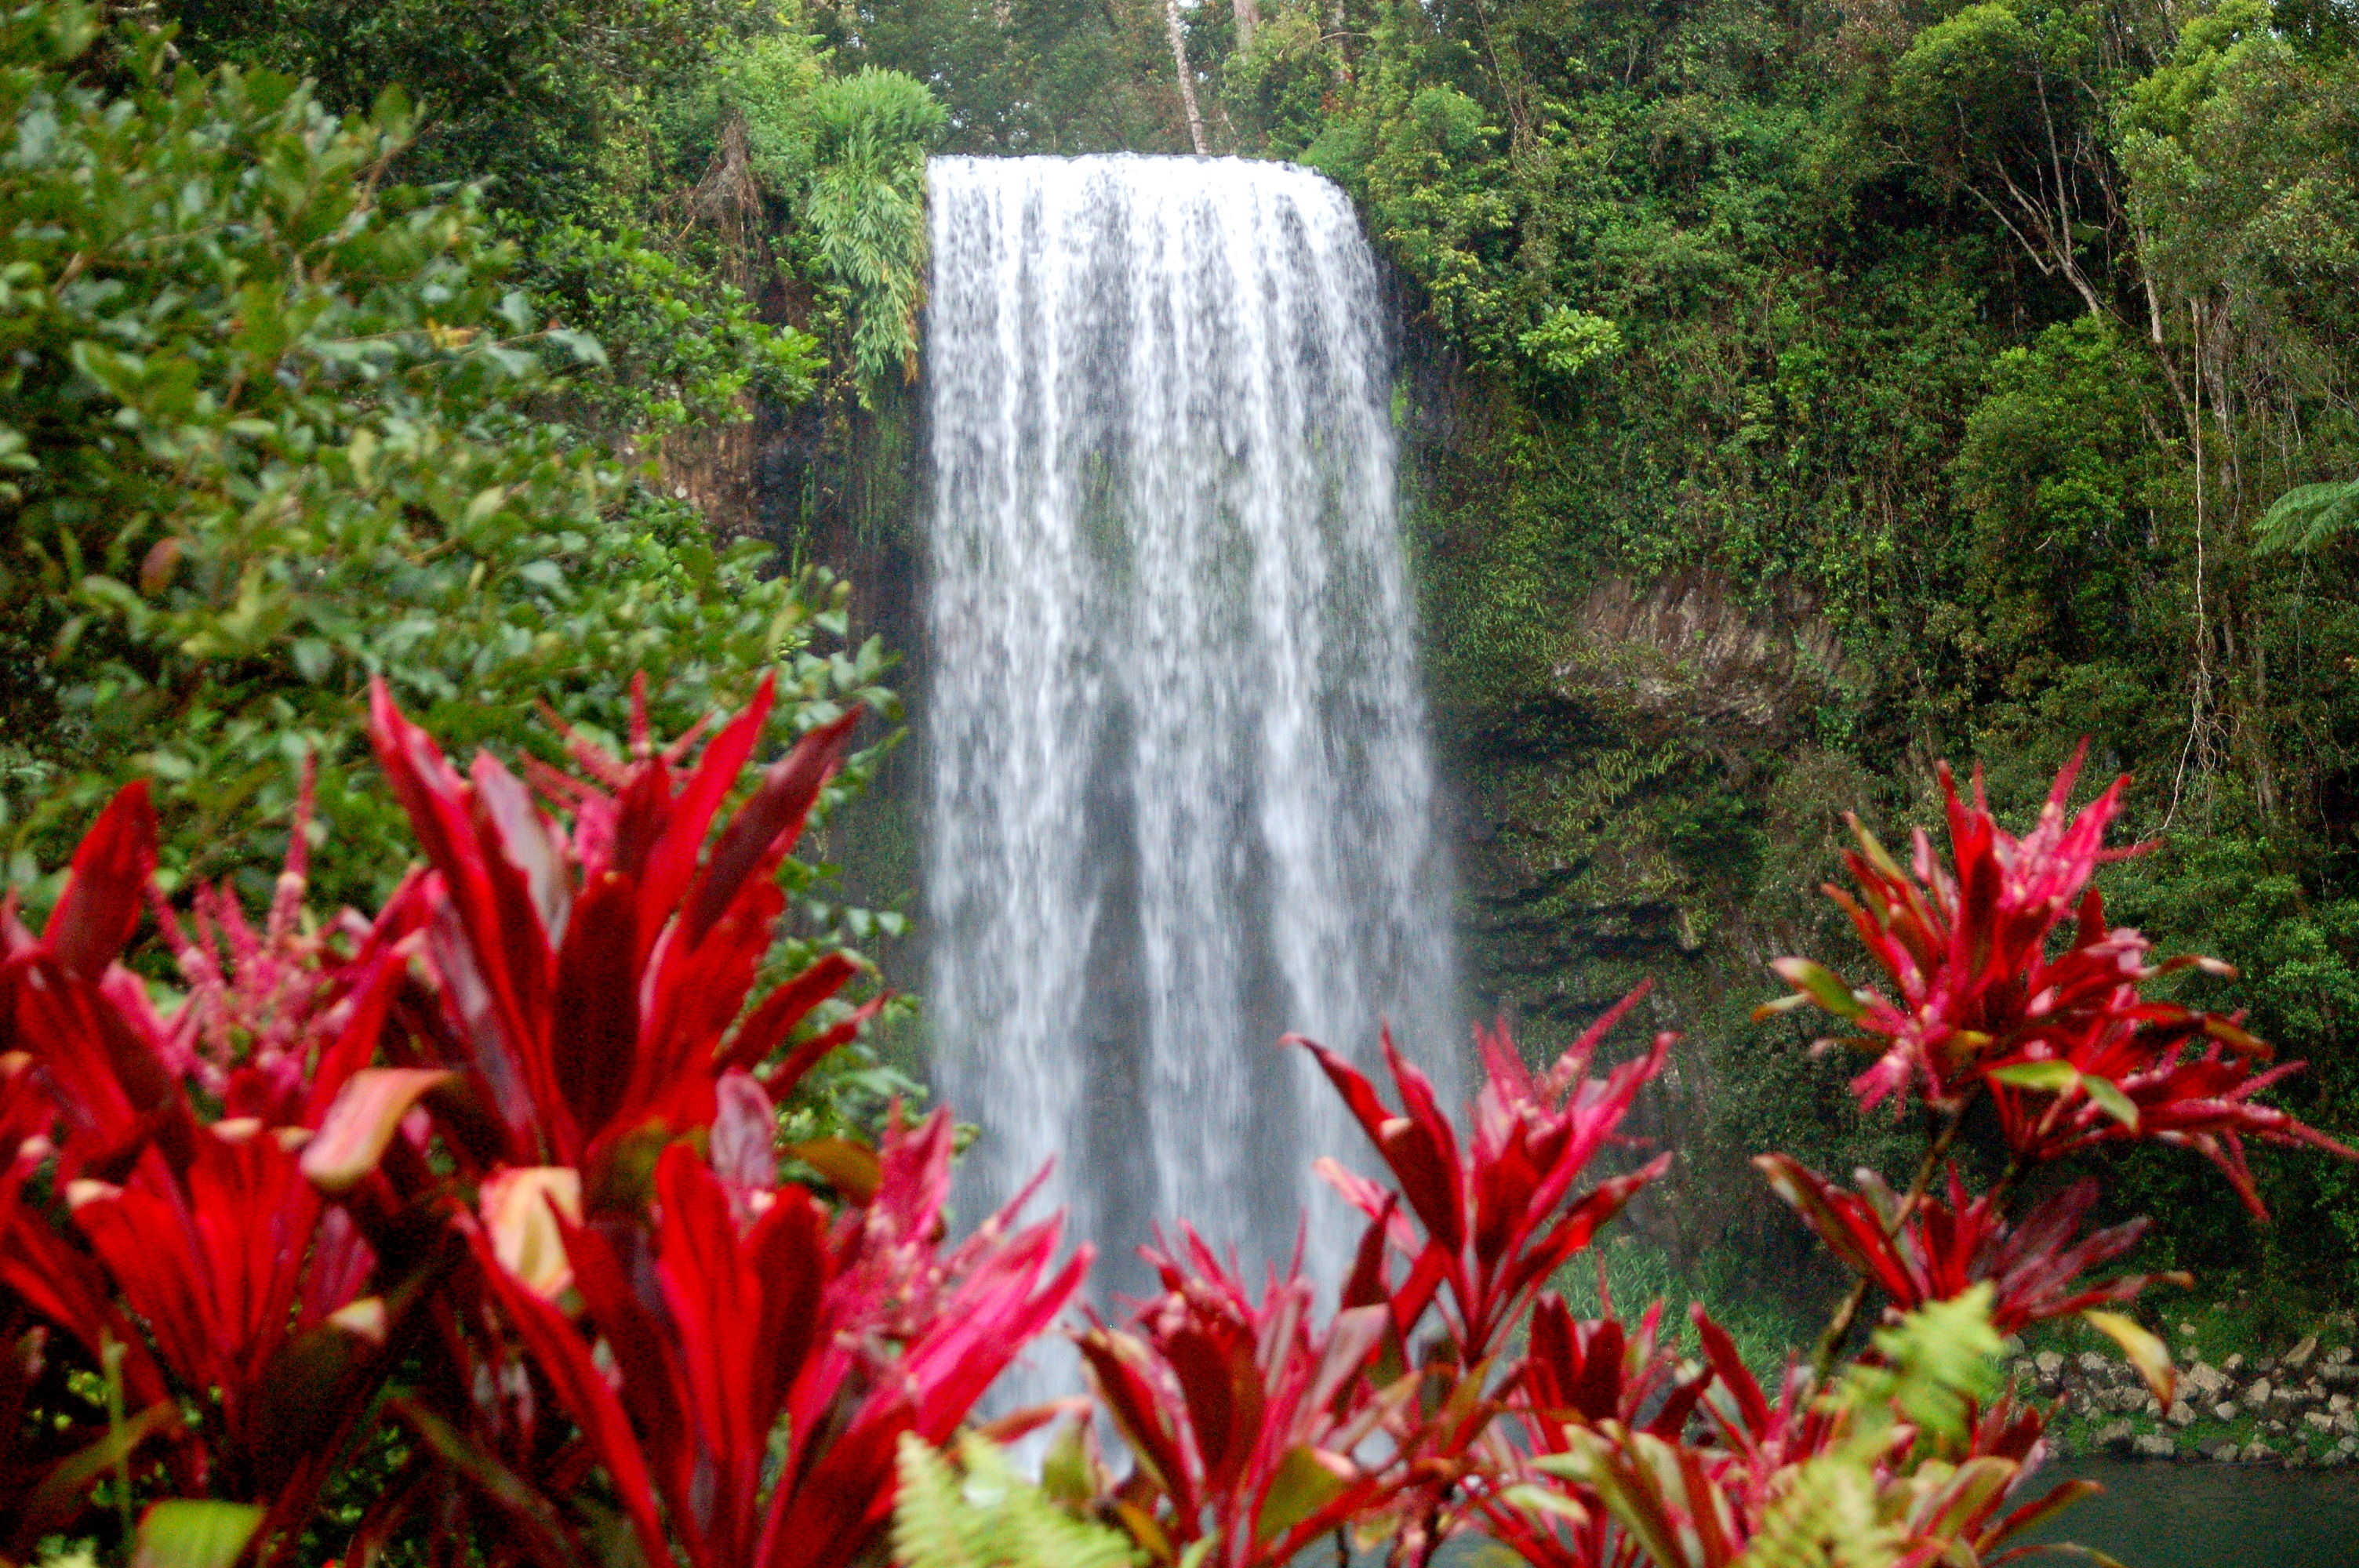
[{"left": 2254, "top": 477, "right": 2359, "bottom": 553}]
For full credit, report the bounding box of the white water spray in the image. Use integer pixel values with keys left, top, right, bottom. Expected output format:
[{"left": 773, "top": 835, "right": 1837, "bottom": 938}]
[{"left": 922, "top": 154, "right": 1458, "bottom": 1315}]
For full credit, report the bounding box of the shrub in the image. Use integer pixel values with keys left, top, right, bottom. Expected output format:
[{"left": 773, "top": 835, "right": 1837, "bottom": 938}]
[{"left": 0, "top": 6, "right": 874, "bottom": 917}]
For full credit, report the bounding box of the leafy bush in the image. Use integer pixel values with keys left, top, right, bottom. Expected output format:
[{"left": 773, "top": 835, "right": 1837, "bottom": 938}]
[{"left": 0, "top": 7, "right": 883, "bottom": 914}]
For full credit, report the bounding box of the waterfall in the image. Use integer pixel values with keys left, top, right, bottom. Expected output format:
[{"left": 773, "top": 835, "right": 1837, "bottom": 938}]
[{"left": 921, "top": 154, "right": 1458, "bottom": 1312}]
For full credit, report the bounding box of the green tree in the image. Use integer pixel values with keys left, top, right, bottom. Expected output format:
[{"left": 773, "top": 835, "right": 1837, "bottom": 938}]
[{"left": 0, "top": 6, "right": 890, "bottom": 919}]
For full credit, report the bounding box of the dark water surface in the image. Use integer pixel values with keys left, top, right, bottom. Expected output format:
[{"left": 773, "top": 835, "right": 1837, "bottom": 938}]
[{"left": 2023, "top": 1460, "right": 2359, "bottom": 1566}]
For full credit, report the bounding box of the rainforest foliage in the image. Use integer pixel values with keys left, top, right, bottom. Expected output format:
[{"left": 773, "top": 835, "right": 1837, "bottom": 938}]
[
  {"left": 7, "top": 0, "right": 2358, "bottom": 1312},
  {"left": 829, "top": 0, "right": 2359, "bottom": 1299}
]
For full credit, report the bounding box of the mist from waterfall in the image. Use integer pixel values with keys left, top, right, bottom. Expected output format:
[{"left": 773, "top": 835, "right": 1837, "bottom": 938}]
[{"left": 921, "top": 153, "right": 1459, "bottom": 1316}]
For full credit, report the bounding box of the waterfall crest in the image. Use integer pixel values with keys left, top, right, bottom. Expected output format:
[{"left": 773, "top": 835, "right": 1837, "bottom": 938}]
[{"left": 922, "top": 153, "right": 1458, "bottom": 1300}]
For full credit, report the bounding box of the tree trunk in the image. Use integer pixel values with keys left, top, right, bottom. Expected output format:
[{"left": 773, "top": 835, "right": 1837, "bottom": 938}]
[
  {"left": 1234, "top": 0, "right": 1258, "bottom": 55},
  {"left": 1167, "top": 0, "right": 1209, "bottom": 153}
]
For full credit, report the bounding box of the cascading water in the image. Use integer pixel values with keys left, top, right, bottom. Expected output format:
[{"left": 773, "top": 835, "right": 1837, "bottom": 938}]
[{"left": 922, "top": 154, "right": 1458, "bottom": 1316}]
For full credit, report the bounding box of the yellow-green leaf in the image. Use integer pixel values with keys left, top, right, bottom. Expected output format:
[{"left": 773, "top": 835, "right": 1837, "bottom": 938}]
[
  {"left": 133, "top": 1501, "right": 264, "bottom": 1568},
  {"left": 2085, "top": 1310, "right": 2175, "bottom": 1406}
]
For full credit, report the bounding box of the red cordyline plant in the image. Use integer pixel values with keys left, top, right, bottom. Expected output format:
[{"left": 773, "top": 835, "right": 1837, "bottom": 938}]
[
  {"left": 322, "top": 673, "right": 878, "bottom": 1203},
  {"left": 0, "top": 779, "right": 406, "bottom": 1562},
  {"left": 1074, "top": 1225, "right": 1418, "bottom": 1568},
  {"left": 4, "top": 689, "right": 2356, "bottom": 1568},
  {"left": 1761, "top": 744, "right": 2353, "bottom": 1210},
  {"left": 0, "top": 672, "right": 1095, "bottom": 1568}
]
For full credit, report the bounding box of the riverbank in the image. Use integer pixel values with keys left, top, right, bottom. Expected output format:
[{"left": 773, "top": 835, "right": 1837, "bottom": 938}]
[{"left": 2033, "top": 1311, "right": 2359, "bottom": 1466}]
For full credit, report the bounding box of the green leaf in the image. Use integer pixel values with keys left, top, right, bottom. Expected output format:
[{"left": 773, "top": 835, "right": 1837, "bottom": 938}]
[
  {"left": 132, "top": 1501, "right": 264, "bottom": 1568},
  {"left": 1987, "top": 1059, "right": 2079, "bottom": 1093},
  {"left": 2085, "top": 1309, "right": 2176, "bottom": 1406},
  {"left": 1769, "top": 957, "right": 1867, "bottom": 1020},
  {"left": 1252, "top": 1446, "right": 1352, "bottom": 1544},
  {"left": 2079, "top": 1073, "right": 2140, "bottom": 1131},
  {"left": 291, "top": 637, "right": 333, "bottom": 684}
]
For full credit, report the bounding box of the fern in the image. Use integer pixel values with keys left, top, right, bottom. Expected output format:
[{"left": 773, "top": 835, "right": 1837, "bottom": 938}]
[
  {"left": 2253, "top": 477, "right": 2359, "bottom": 553},
  {"left": 893, "top": 1432, "right": 1143, "bottom": 1568}
]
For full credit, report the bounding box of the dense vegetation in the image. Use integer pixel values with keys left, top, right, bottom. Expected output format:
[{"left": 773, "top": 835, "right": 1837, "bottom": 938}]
[
  {"left": 830, "top": 0, "right": 2359, "bottom": 1305},
  {"left": 3, "top": 0, "right": 2358, "bottom": 1561},
  {"left": 4, "top": 0, "right": 2354, "bottom": 1400}
]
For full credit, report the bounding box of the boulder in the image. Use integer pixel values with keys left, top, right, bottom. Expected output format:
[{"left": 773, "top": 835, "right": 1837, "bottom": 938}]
[
  {"left": 2035, "top": 1349, "right": 2066, "bottom": 1383},
  {"left": 2097, "top": 1421, "right": 2135, "bottom": 1454},
  {"left": 2328, "top": 1345, "right": 2354, "bottom": 1367},
  {"left": 2205, "top": 1441, "right": 2241, "bottom": 1462},
  {"left": 2132, "top": 1433, "right": 2176, "bottom": 1460},
  {"left": 2184, "top": 1362, "right": 2228, "bottom": 1399},
  {"left": 2077, "top": 1352, "right": 2111, "bottom": 1377},
  {"left": 2167, "top": 1400, "right": 2196, "bottom": 1428},
  {"left": 2240, "top": 1440, "right": 2277, "bottom": 1464},
  {"left": 2224, "top": 1353, "right": 2248, "bottom": 1375},
  {"left": 2287, "top": 1334, "right": 2319, "bottom": 1370},
  {"left": 2305, "top": 1410, "right": 2336, "bottom": 1433},
  {"left": 2213, "top": 1401, "right": 2241, "bottom": 1422},
  {"left": 2248, "top": 1377, "right": 2276, "bottom": 1406}
]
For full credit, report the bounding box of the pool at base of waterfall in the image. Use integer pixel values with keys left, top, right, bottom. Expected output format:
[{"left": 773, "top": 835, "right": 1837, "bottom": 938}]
[{"left": 2019, "top": 1459, "right": 2359, "bottom": 1566}]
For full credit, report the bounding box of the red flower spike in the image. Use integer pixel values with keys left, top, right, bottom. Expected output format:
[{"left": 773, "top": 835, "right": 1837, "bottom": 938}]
[
  {"left": 1755, "top": 1156, "right": 2176, "bottom": 1333},
  {"left": 1764, "top": 746, "right": 2357, "bottom": 1211},
  {"left": 359, "top": 679, "right": 871, "bottom": 1190},
  {"left": 1295, "top": 999, "right": 1673, "bottom": 1367}
]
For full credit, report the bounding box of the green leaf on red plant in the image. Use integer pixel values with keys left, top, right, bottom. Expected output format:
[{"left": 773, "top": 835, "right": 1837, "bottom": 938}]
[
  {"left": 1252, "top": 1446, "right": 1352, "bottom": 1544},
  {"left": 2079, "top": 1073, "right": 2141, "bottom": 1131},
  {"left": 131, "top": 1500, "right": 264, "bottom": 1568},
  {"left": 1768, "top": 957, "right": 1866, "bottom": 1022},
  {"left": 2083, "top": 1309, "right": 2175, "bottom": 1406},
  {"left": 786, "top": 1137, "right": 882, "bottom": 1201},
  {"left": 1987, "top": 1060, "right": 2078, "bottom": 1094}
]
